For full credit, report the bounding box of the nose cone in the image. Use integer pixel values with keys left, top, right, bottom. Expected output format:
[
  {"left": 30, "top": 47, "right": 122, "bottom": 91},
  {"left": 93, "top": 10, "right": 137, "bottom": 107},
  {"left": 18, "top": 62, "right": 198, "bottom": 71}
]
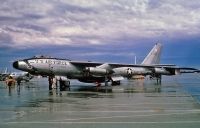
[{"left": 13, "top": 61, "right": 19, "bottom": 69}]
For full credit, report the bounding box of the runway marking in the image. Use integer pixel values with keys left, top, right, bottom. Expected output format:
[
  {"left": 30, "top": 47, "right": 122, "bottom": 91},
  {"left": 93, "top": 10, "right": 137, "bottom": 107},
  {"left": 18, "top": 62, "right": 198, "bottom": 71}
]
[
  {"left": 29, "top": 110, "right": 200, "bottom": 122},
  {"left": 7, "top": 121, "right": 200, "bottom": 124},
  {"left": 52, "top": 112, "right": 200, "bottom": 121},
  {"left": 4, "top": 110, "right": 200, "bottom": 124},
  {"left": 45, "top": 109, "right": 200, "bottom": 113},
  {"left": 64, "top": 102, "right": 194, "bottom": 107}
]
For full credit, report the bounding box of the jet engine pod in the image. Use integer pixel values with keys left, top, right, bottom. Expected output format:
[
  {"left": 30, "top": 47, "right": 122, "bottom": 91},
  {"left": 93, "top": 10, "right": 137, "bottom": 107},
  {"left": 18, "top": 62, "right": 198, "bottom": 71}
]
[
  {"left": 154, "top": 67, "right": 171, "bottom": 75},
  {"left": 154, "top": 67, "right": 180, "bottom": 75},
  {"left": 85, "top": 67, "right": 108, "bottom": 76}
]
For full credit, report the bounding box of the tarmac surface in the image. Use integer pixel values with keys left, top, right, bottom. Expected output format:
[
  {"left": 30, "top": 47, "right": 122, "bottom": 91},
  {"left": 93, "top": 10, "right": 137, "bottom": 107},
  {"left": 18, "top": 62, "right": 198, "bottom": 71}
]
[{"left": 0, "top": 74, "right": 200, "bottom": 128}]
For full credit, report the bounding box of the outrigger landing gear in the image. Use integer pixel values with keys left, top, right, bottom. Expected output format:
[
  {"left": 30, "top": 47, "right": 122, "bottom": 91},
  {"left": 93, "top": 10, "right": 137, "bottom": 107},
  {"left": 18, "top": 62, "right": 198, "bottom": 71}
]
[
  {"left": 156, "top": 75, "right": 162, "bottom": 85},
  {"left": 150, "top": 75, "right": 162, "bottom": 85},
  {"left": 48, "top": 76, "right": 70, "bottom": 91},
  {"left": 104, "top": 76, "right": 109, "bottom": 86},
  {"left": 155, "top": 75, "right": 162, "bottom": 85},
  {"left": 59, "top": 77, "right": 70, "bottom": 91}
]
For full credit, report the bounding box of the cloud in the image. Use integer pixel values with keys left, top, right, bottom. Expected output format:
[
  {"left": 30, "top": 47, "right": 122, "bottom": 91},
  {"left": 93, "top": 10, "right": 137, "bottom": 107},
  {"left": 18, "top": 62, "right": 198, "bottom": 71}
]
[{"left": 1, "top": 0, "right": 200, "bottom": 49}]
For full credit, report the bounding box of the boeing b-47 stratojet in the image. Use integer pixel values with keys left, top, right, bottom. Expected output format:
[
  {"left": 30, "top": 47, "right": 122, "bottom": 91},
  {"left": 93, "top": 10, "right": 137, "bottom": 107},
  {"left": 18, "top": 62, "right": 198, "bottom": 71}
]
[{"left": 13, "top": 43, "right": 198, "bottom": 90}]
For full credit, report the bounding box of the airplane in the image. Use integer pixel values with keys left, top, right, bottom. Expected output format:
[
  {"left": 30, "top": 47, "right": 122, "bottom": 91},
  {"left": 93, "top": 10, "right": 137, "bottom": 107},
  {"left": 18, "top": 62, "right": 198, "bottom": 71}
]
[
  {"left": 9, "top": 72, "right": 34, "bottom": 84},
  {"left": 0, "top": 67, "right": 33, "bottom": 84},
  {"left": 12, "top": 43, "right": 198, "bottom": 90}
]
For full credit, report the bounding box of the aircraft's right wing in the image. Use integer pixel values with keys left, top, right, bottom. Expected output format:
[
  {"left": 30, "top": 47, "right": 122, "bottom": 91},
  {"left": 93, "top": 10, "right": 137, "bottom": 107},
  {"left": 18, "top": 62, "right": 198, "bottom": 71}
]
[{"left": 160, "top": 66, "right": 199, "bottom": 75}]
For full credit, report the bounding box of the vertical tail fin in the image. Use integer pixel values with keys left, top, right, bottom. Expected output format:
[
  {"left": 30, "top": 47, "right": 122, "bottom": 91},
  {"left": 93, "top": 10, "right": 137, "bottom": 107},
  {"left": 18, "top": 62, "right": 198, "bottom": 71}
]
[{"left": 141, "top": 43, "right": 162, "bottom": 65}]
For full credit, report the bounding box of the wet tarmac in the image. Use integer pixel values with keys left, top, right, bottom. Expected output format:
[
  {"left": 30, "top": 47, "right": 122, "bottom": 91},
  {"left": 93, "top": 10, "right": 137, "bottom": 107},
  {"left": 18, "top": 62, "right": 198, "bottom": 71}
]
[{"left": 0, "top": 74, "right": 200, "bottom": 128}]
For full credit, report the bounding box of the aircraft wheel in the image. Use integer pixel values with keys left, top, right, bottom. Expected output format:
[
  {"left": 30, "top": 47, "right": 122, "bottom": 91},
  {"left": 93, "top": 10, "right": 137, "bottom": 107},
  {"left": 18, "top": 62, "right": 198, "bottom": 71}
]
[
  {"left": 112, "top": 81, "right": 120, "bottom": 86},
  {"left": 60, "top": 80, "right": 70, "bottom": 91}
]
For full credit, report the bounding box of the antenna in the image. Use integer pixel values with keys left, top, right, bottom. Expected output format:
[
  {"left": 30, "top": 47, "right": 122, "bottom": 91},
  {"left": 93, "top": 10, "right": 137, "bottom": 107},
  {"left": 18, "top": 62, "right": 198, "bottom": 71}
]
[
  {"left": 4, "top": 67, "right": 7, "bottom": 74},
  {"left": 134, "top": 55, "right": 137, "bottom": 64}
]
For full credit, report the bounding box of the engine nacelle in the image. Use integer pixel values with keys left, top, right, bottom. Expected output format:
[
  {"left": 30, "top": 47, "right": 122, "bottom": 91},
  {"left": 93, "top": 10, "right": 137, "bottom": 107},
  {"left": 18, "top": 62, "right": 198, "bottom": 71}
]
[
  {"left": 154, "top": 67, "right": 180, "bottom": 75},
  {"left": 154, "top": 67, "right": 171, "bottom": 75},
  {"left": 85, "top": 67, "right": 108, "bottom": 76}
]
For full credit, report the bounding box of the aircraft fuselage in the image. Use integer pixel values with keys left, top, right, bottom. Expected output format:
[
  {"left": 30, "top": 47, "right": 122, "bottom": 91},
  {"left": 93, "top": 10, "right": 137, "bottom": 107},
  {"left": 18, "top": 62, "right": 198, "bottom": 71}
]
[{"left": 13, "top": 57, "right": 107, "bottom": 83}]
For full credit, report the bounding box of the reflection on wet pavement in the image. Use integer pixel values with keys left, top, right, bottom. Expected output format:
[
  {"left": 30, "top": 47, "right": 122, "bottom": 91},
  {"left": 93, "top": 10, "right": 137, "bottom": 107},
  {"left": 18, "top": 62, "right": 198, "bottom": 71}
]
[{"left": 0, "top": 74, "right": 200, "bottom": 128}]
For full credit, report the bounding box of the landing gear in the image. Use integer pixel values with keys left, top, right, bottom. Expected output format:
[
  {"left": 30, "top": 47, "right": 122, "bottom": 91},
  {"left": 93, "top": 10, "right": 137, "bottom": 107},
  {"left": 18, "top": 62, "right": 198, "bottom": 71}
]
[
  {"left": 150, "top": 75, "right": 162, "bottom": 85},
  {"left": 156, "top": 75, "right": 162, "bottom": 85},
  {"left": 48, "top": 76, "right": 70, "bottom": 91},
  {"left": 104, "top": 76, "right": 110, "bottom": 86},
  {"left": 59, "top": 78, "right": 70, "bottom": 91},
  {"left": 48, "top": 76, "right": 57, "bottom": 90}
]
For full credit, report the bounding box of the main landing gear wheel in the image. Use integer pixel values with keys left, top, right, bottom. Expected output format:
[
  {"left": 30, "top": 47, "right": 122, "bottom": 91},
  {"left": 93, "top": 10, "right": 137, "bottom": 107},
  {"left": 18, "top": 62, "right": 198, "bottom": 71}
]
[
  {"left": 59, "top": 80, "right": 70, "bottom": 91},
  {"left": 48, "top": 76, "right": 70, "bottom": 91}
]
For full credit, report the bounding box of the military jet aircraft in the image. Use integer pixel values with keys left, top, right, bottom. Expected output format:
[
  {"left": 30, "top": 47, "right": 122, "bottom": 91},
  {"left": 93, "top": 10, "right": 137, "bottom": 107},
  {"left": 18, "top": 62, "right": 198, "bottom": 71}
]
[
  {"left": 13, "top": 43, "right": 198, "bottom": 90},
  {"left": 10, "top": 72, "right": 34, "bottom": 84},
  {"left": 0, "top": 67, "right": 33, "bottom": 85}
]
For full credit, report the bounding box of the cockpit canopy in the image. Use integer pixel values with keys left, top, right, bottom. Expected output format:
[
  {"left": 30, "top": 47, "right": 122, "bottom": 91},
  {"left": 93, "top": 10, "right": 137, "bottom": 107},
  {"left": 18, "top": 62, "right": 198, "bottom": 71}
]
[
  {"left": 33, "top": 55, "right": 52, "bottom": 58},
  {"left": 25, "top": 55, "right": 71, "bottom": 61}
]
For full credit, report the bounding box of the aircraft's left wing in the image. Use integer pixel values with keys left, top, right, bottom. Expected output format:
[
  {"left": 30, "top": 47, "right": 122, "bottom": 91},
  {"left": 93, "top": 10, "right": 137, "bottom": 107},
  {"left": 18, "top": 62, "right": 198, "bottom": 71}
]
[
  {"left": 70, "top": 61, "right": 155, "bottom": 68},
  {"left": 174, "top": 67, "right": 198, "bottom": 73},
  {"left": 160, "top": 66, "right": 199, "bottom": 75},
  {"left": 70, "top": 61, "right": 199, "bottom": 76},
  {"left": 70, "top": 61, "right": 198, "bottom": 72}
]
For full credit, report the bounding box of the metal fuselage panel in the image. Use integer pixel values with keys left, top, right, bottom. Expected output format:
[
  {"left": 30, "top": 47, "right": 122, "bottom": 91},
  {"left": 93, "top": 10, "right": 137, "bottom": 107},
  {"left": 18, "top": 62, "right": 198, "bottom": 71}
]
[
  {"left": 113, "top": 67, "right": 152, "bottom": 77},
  {"left": 22, "top": 59, "right": 81, "bottom": 77}
]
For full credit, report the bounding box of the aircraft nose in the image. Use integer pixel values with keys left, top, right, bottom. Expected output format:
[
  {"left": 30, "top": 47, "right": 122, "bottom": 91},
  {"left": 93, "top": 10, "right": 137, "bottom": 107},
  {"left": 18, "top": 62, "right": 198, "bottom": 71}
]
[{"left": 13, "top": 61, "right": 19, "bottom": 69}]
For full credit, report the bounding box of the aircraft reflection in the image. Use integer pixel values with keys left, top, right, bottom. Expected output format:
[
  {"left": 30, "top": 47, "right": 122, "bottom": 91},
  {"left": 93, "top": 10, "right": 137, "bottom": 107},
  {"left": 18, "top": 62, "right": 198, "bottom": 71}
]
[
  {"left": 122, "top": 79, "right": 161, "bottom": 93},
  {"left": 6, "top": 79, "right": 162, "bottom": 97},
  {"left": 47, "top": 79, "right": 162, "bottom": 96}
]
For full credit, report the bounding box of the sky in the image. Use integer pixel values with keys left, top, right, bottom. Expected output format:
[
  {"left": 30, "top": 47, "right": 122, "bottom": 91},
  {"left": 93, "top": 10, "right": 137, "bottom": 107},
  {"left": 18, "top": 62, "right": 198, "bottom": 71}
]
[{"left": 0, "top": 0, "right": 200, "bottom": 71}]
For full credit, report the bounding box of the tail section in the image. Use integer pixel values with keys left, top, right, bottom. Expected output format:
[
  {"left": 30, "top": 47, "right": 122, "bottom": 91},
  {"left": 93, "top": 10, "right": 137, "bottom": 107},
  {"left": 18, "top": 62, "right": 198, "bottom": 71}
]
[{"left": 141, "top": 43, "right": 162, "bottom": 65}]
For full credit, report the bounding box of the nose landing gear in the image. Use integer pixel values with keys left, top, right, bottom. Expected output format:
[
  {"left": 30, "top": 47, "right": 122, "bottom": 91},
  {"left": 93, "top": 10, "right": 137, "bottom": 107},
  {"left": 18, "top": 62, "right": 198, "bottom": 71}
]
[{"left": 48, "top": 76, "right": 70, "bottom": 91}]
